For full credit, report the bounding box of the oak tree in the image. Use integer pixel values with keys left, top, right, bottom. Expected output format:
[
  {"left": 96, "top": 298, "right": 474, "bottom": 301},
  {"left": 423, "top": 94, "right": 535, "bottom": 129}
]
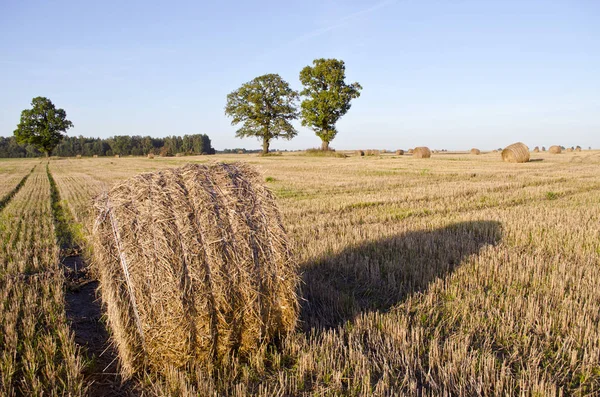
[
  {"left": 14, "top": 97, "right": 73, "bottom": 157},
  {"left": 299, "top": 59, "right": 362, "bottom": 151},
  {"left": 225, "top": 74, "right": 299, "bottom": 154}
]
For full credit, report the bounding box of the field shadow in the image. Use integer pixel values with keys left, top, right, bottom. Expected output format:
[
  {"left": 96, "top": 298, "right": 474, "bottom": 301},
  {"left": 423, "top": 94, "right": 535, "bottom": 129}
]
[
  {"left": 299, "top": 220, "right": 502, "bottom": 330},
  {"left": 529, "top": 158, "right": 544, "bottom": 162}
]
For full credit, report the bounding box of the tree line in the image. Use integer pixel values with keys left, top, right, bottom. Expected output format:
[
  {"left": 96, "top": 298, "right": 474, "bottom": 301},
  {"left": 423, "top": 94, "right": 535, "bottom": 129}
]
[
  {"left": 225, "top": 58, "right": 362, "bottom": 153},
  {"left": 9, "top": 96, "right": 214, "bottom": 157},
  {"left": 0, "top": 133, "right": 214, "bottom": 158}
]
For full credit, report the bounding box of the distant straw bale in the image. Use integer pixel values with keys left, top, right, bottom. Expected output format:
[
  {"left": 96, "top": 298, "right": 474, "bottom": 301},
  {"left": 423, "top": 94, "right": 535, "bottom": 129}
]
[
  {"left": 396, "top": 150, "right": 404, "bottom": 155},
  {"left": 92, "top": 163, "right": 299, "bottom": 378},
  {"left": 407, "top": 148, "right": 414, "bottom": 154},
  {"left": 356, "top": 150, "right": 365, "bottom": 156},
  {"left": 549, "top": 146, "right": 562, "bottom": 154},
  {"left": 76, "top": 154, "right": 82, "bottom": 159},
  {"left": 412, "top": 147, "right": 431, "bottom": 159},
  {"left": 566, "top": 147, "right": 574, "bottom": 152},
  {"left": 575, "top": 146, "right": 582, "bottom": 152},
  {"left": 147, "top": 153, "right": 155, "bottom": 159},
  {"left": 533, "top": 146, "right": 540, "bottom": 153},
  {"left": 93, "top": 154, "right": 98, "bottom": 158},
  {"left": 114, "top": 154, "right": 120, "bottom": 158},
  {"left": 501, "top": 142, "right": 530, "bottom": 163},
  {"left": 470, "top": 148, "right": 481, "bottom": 155},
  {"left": 541, "top": 146, "right": 546, "bottom": 151}
]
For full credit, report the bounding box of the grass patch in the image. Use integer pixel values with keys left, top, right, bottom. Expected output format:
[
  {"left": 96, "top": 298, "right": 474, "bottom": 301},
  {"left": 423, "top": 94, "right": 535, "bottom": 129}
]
[{"left": 304, "top": 148, "right": 347, "bottom": 158}]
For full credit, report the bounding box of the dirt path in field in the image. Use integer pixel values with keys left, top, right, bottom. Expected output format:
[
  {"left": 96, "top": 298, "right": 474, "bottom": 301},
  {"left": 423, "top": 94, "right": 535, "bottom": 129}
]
[{"left": 47, "top": 164, "right": 139, "bottom": 396}]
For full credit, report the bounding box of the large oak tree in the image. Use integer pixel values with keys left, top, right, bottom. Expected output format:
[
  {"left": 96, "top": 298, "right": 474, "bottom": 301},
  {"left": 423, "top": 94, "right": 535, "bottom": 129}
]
[
  {"left": 225, "top": 74, "right": 299, "bottom": 154},
  {"left": 299, "top": 59, "right": 362, "bottom": 151},
  {"left": 14, "top": 97, "right": 73, "bottom": 157}
]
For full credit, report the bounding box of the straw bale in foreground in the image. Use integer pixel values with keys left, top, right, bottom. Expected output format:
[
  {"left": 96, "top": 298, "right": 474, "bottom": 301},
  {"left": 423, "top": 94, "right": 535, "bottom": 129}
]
[{"left": 92, "top": 163, "right": 299, "bottom": 378}]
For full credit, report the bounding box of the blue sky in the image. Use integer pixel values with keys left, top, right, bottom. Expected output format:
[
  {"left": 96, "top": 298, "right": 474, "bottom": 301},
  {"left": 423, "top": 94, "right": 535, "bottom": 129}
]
[{"left": 1, "top": 0, "right": 598, "bottom": 150}]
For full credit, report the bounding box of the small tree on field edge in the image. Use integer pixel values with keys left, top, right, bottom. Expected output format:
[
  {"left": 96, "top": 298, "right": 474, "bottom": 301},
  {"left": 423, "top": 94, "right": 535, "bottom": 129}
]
[
  {"left": 299, "top": 58, "right": 362, "bottom": 151},
  {"left": 225, "top": 74, "right": 299, "bottom": 154},
  {"left": 14, "top": 97, "right": 73, "bottom": 157}
]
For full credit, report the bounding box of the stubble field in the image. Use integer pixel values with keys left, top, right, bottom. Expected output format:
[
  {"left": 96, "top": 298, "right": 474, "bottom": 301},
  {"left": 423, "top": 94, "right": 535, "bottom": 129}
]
[{"left": 1, "top": 150, "right": 599, "bottom": 396}]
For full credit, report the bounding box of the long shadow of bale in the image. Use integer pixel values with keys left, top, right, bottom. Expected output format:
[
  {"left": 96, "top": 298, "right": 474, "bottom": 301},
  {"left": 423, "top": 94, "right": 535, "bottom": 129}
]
[{"left": 300, "top": 220, "right": 502, "bottom": 330}]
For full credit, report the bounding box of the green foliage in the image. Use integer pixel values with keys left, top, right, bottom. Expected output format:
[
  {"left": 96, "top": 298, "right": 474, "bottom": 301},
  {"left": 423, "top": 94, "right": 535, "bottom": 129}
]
[
  {"left": 265, "top": 177, "right": 276, "bottom": 182},
  {"left": 225, "top": 74, "right": 299, "bottom": 154},
  {"left": 14, "top": 97, "right": 73, "bottom": 156},
  {"left": 299, "top": 59, "right": 362, "bottom": 150},
  {"left": 304, "top": 148, "right": 347, "bottom": 158},
  {"left": 546, "top": 191, "right": 559, "bottom": 200}
]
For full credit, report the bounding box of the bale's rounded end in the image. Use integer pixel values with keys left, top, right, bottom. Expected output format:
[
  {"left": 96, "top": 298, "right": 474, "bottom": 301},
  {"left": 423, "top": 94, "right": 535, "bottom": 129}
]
[
  {"left": 501, "top": 142, "right": 530, "bottom": 163},
  {"left": 412, "top": 147, "right": 431, "bottom": 159}
]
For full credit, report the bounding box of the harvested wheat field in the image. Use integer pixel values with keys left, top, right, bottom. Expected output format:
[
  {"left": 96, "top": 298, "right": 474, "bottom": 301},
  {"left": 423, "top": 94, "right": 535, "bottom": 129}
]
[{"left": 1, "top": 152, "right": 600, "bottom": 396}]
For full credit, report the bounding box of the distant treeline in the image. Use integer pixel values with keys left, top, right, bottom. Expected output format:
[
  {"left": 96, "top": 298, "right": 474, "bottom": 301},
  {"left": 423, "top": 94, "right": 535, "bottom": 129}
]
[{"left": 0, "top": 134, "right": 215, "bottom": 158}]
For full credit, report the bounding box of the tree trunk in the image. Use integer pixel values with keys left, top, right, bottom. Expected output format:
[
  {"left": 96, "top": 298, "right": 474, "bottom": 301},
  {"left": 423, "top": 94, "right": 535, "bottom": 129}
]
[
  {"left": 321, "top": 140, "right": 330, "bottom": 151},
  {"left": 262, "top": 138, "right": 270, "bottom": 154},
  {"left": 44, "top": 151, "right": 49, "bottom": 158}
]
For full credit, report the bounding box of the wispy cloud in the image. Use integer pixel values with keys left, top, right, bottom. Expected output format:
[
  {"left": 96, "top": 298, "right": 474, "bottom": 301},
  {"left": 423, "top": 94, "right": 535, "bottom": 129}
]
[{"left": 288, "top": 0, "right": 398, "bottom": 46}]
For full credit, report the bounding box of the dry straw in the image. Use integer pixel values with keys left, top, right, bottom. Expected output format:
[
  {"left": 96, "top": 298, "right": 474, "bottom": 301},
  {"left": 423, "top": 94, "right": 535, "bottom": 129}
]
[
  {"left": 501, "top": 142, "right": 530, "bottom": 163},
  {"left": 92, "top": 163, "right": 299, "bottom": 379},
  {"left": 566, "top": 147, "right": 574, "bottom": 152},
  {"left": 356, "top": 150, "right": 365, "bottom": 156},
  {"left": 93, "top": 154, "right": 98, "bottom": 158},
  {"left": 470, "top": 148, "right": 481, "bottom": 155},
  {"left": 549, "top": 145, "right": 562, "bottom": 154},
  {"left": 115, "top": 154, "right": 120, "bottom": 158},
  {"left": 147, "top": 153, "right": 155, "bottom": 159},
  {"left": 396, "top": 149, "right": 404, "bottom": 155},
  {"left": 575, "top": 146, "right": 582, "bottom": 152},
  {"left": 407, "top": 148, "right": 414, "bottom": 154},
  {"left": 533, "top": 146, "right": 540, "bottom": 153},
  {"left": 76, "top": 154, "right": 82, "bottom": 159},
  {"left": 412, "top": 147, "right": 431, "bottom": 159}
]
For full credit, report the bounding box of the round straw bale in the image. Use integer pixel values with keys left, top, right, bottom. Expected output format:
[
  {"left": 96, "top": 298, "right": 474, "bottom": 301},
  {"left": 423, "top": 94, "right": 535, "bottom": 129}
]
[
  {"left": 114, "top": 154, "right": 120, "bottom": 158},
  {"left": 147, "top": 153, "right": 155, "bottom": 159},
  {"left": 92, "top": 163, "right": 299, "bottom": 378},
  {"left": 533, "top": 146, "right": 540, "bottom": 153},
  {"left": 356, "top": 150, "right": 365, "bottom": 156},
  {"left": 412, "top": 147, "right": 431, "bottom": 159},
  {"left": 396, "top": 149, "right": 404, "bottom": 155},
  {"left": 549, "top": 145, "right": 561, "bottom": 154},
  {"left": 93, "top": 154, "right": 98, "bottom": 158},
  {"left": 575, "top": 146, "right": 581, "bottom": 152},
  {"left": 541, "top": 146, "right": 546, "bottom": 151},
  {"left": 501, "top": 142, "right": 529, "bottom": 163},
  {"left": 76, "top": 154, "right": 82, "bottom": 159},
  {"left": 566, "top": 147, "right": 573, "bottom": 152},
  {"left": 407, "top": 148, "right": 414, "bottom": 154},
  {"left": 470, "top": 148, "right": 481, "bottom": 155}
]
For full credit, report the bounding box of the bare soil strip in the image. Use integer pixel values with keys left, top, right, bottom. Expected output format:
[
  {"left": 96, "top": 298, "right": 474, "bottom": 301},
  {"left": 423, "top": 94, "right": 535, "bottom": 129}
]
[
  {"left": 47, "top": 164, "right": 138, "bottom": 396},
  {"left": 0, "top": 165, "right": 35, "bottom": 211}
]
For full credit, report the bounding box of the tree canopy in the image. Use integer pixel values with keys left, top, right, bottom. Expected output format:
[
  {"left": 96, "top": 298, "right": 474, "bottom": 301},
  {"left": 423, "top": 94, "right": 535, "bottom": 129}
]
[
  {"left": 225, "top": 73, "right": 299, "bottom": 154},
  {"left": 299, "top": 59, "right": 362, "bottom": 151},
  {"left": 14, "top": 97, "right": 74, "bottom": 156}
]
